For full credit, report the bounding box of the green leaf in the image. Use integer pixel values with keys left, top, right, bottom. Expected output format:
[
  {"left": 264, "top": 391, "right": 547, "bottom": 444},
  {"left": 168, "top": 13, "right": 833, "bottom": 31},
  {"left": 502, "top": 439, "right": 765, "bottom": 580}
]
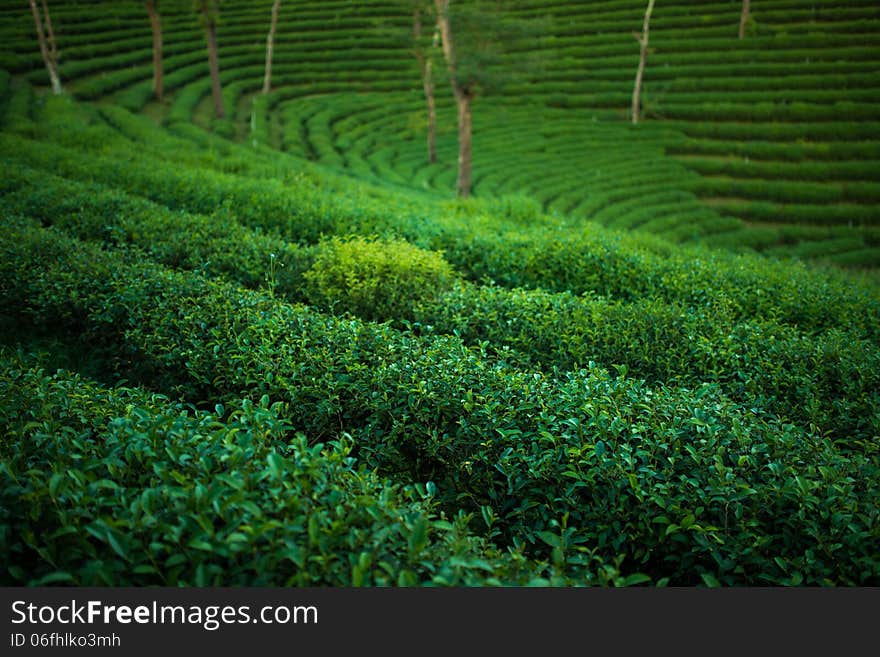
[
  {"left": 449, "top": 557, "right": 496, "bottom": 572},
  {"left": 352, "top": 564, "right": 364, "bottom": 587},
  {"left": 107, "top": 532, "right": 128, "bottom": 561},
  {"left": 8, "top": 565, "right": 27, "bottom": 582},
  {"left": 408, "top": 518, "right": 428, "bottom": 555},
  {"left": 48, "top": 472, "right": 65, "bottom": 497},
  {"left": 537, "top": 531, "right": 561, "bottom": 548},
  {"left": 188, "top": 539, "right": 214, "bottom": 552},
  {"left": 32, "top": 571, "right": 75, "bottom": 586},
  {"left": 307, "top": 515, "right": 320, "bottom": 545},
  {"left": 165, "top": 554, "right": 188, "bottom": 568},
  {"left": 49, "top": 526, "right": 80, "bottom": 540},
  {"left": 195, "top": 563, "right": 208, "bottom": 586},
  {"left": 268, "top": 452, "right": 284, "bottom": 478},
  {"left": 132, "top": 564, "right": 159, "bottom": 575},
  {"left": 621, "top": 573, "right": 652, "bottom": 587},
  {"left": 481, "top": 505, "right": 495, "bottom": 527},
  {"left": 700, "top": 573, "right": 721, "bottom": 588}
]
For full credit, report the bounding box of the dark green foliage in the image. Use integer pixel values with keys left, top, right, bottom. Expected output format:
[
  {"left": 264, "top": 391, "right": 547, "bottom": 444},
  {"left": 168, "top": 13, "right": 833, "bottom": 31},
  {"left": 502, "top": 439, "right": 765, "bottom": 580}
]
[
  {"left": 2, "top": 222, "right": 878, "bottom": 585},
  {"left": 4, "top": 108, "right": 877, "bottom": 344},
  {"left": 440, "top": 1, "right": 540, "bottom": 98},
  {"left": 2, "top": 0, "right": 880, "bottom": 589},
  {"left": 0, "top": 161, "right": 316, "bottom": 293},
  {"left": 417, "top": 284, "right": 880, "bottom": 442},
  {"left": 3, "top": 162, "right": 877, "bottom": 443},
  {"left": 0, "top": 353, "right": 534, "bottom": 586}
]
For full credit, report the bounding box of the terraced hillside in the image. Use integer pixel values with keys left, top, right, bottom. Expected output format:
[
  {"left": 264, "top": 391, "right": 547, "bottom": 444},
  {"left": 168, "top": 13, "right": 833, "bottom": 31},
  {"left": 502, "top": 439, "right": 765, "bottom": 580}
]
[
  {"left": 1, "top": 1, "right": 879, "bottom": 587},
  {"left": 1, "top": 0, "right": 879, "bottom": 264}
]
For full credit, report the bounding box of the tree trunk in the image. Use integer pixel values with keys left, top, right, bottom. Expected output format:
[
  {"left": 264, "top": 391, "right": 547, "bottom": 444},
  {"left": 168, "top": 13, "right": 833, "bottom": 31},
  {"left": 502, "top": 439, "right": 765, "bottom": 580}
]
[
  {"left": 413, "top": 8, "right": 437, "bottom": 164},
  {"left": 435, "top": 0, "right": 473, "bottom": 197},
  {"left": 424, "top": 58, "right": 437, "bottom": 164},
  {"left": 631, "top": 0, "right": 654, "bottom": 125},
  {"left": 262, "top": 0, "right": 281, "bottom": 94},
  {"left": 40, "top": 0, "right": 57, "bottom": 66},
  {"left": 203, "top": 13, "right": 224, "bottom": 118},
  {"left": 456, "top": 94, "right": 472, "bottom": 198},
  {"left": 145, "top": 0, "right": 163, "bottom": 101},
  {"left": 738, "top": 0, "right": 750, "bottom": 39},
  {"left": 28, "top": 0, "right": 62, "bottom": 94},
  {"left": 434, "top": 0, "right": 455, "bottom": 79}
]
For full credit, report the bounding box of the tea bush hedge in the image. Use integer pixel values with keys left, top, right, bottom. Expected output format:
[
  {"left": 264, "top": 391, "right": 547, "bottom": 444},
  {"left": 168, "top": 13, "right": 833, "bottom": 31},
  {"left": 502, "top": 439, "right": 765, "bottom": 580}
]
[
  {"left": 3, "top": 221, "right": 878, "bottom": 585},
  {"left": 303, "top": 235, "right": 459, "bottom": 323},
  {"left": 3, "top": 166, "right": 877, "bottom": 443},
  {"left": 3, "top": 122, "right": 878, "bottom": 344},
  {"left": 2, "top": 0, "right": 880, "bottom": 588},
  {"left": 0, "top": 353, "right": 542, "bottom": 587}
]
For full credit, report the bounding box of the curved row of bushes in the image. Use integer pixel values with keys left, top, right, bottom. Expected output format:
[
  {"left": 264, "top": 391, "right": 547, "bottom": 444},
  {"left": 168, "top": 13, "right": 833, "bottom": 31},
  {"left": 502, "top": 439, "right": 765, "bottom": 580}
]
[
  {"left": 3, "top": 162, "right": 878, "bottom": 443},
  {"left": 2, "top": 219, "right": 878, "bottom": 585},
  {"left": 3, "top": 0, "right": 877, "bottom": 265},
  {"left": 4, "top": 102, "right": 878, "bottom": 343},
  {"left": 0, "top": 352, "right": 552, "bottom": 587}
]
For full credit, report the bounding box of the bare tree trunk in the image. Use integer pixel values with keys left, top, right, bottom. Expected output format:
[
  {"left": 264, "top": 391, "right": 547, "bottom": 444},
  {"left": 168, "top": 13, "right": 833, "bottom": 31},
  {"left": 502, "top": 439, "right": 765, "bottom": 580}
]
[
  {"left": 40, "top": 0, "right": 57, "bottom": 66},
  {"left": 200, "top": 5, "right": 225, "bottom": 119},
  {"left": 434, "top": 0, "right": 456, "bottom": 89},
  {"left": 434, "top": 0, "right": 472, "bottom": 197},
  {"left": 738, "top": 0, "right": 751, "bottom": 39},
  {"left": 456, "top": 94, "right": 472, "bottom": 198},
  {"left": 424, "top": 57, "right": 437, "bottom": 164},
  {"left": 28, "top": 0, "right": 62, "bottom": 94},
  {"left": 145, "top": 0, "right": 163, "bottom": 101},
  {"left": 631, "top": 0, "right": 654, "bottom": 125},
  {"left": 262, "top": 0, "right": 281, "bottom": 94},
  {"left": 413, "top": 8, "right": 437, "bottom": 164}
]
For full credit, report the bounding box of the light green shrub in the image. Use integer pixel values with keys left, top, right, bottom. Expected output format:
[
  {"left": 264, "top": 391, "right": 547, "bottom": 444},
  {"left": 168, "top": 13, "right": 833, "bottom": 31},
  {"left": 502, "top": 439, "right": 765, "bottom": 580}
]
[{"left": 303, "top": 235, "right": 459, "bottom": 322}]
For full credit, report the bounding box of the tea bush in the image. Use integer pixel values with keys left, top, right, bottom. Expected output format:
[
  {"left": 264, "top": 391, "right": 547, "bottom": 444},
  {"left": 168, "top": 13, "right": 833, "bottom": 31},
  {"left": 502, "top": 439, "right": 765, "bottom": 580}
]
[
  {"left": 303, "top": 235, "right": 459, "bottom": 322},
  {"left": 3, "top": 0, "right": 880, "bottom": 588},
  {"left": 0, "top": 162, "right": 316, "bottom": 294},
  {"left": 2, "top": 167, "right": 878, "bottom": 442},
  {"left": 4, "top": 118, "right": 878, "bottom": 343},
  {"left": 3, "top": 223, "right": 878, "bottom": 585},
  {"left": 4, "top": 0, "right": 880, "bottom": 264},
  {"left": 0, "top": 353, "right": 542, "bottom": 587},
  {"left": 417, "top": 283, "right": 880, "bottom": 442}
]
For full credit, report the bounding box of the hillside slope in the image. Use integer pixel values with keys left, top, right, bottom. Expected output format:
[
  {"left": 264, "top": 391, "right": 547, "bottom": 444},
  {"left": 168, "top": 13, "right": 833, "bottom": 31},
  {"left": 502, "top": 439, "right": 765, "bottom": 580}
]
[
  {"left": 0, "top": 1, "right": 879, "bottom": 587},
  {"left": 2, "top": 0, "right": 878, "bottom": 264}
]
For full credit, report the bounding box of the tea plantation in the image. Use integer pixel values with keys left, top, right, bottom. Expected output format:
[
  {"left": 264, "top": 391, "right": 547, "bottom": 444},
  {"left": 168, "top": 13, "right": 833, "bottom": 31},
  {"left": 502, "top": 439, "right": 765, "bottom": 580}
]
[{"left": 0, "top": 0, "right": 878, "bottom": 586}]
